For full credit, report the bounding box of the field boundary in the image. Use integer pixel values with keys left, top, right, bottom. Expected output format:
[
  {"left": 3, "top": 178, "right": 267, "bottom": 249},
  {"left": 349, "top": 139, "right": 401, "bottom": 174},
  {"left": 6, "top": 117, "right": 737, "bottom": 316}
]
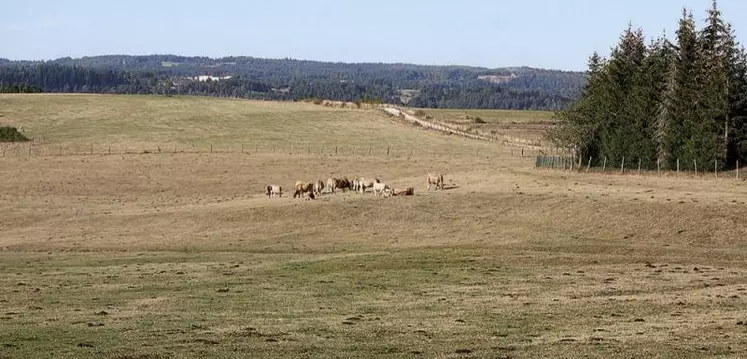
[{"left": 536, "top": 155, "right": 747, "bottom": 181}]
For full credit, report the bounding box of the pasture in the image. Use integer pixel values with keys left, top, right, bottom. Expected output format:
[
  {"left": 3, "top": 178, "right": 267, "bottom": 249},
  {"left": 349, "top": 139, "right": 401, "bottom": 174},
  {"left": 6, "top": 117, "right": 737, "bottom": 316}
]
[{"left": 2, "top": 95, "right": 747, "bottom": 358}]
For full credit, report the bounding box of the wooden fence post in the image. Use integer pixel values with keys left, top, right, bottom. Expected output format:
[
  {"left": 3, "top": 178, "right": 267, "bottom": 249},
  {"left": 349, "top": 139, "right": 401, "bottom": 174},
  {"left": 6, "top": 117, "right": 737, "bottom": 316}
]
[
  {"left": 621, "top": 157, "right": 625, "bottom": 174},
  {"left": 602, "top": 157, "right": 607, "bottom": 173},
  {"left": 715, "top": 159, "right": 718, "bottom": 178},
  {"left": 335, "top": 145, "right": 338, "bottom": 155},
  {"left": 586, "top": 157, "right": 592, "bottom": 172},
  {"left": 522, "top": 148, "right": 525, "bottom": 157},
  {"left": 657, "top": 160, "right": 660, "bottom": 176},
  {"left": 677, "top": 158, "right": 680, "bottom": 176},
  {"left": 387, "top": 146, "right": 390, "bottom": 156},
  {"left": 738, "top": 160, "right": 740, "bottom": 180}
]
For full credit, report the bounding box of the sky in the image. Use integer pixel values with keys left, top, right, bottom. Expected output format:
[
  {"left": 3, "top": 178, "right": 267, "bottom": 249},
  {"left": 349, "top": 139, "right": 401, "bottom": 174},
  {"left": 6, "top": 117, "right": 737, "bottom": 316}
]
[{"left": 3, "top": 0, "right": 747, "bottom": 71}]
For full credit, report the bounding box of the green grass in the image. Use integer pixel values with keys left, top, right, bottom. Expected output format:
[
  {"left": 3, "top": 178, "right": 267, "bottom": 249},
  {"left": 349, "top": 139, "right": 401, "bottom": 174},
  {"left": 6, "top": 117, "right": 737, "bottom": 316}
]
[{"left": 0, "top": 94, "right": 510, "bottom": 156}]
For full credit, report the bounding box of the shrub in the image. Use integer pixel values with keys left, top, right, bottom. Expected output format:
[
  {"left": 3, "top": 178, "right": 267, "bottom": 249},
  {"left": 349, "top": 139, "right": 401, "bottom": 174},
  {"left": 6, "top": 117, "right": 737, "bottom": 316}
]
[
  {"left": 0, "top": 126, "right": 29, "bottom": 142},
  {"left": 312, "top": 98, "right": 322, "bottom": 105},
  {"left": 473, "top": 116, "right": 486, "bottom": 124},
  {"left": 413, "top": 109, "right": 427, "bottom": 118}
]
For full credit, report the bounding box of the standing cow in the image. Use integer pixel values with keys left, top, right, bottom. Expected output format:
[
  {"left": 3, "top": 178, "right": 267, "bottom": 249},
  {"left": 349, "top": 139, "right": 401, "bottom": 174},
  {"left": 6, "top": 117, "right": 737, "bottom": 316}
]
[
  {"left": 426, "top": 173, "right": 444, "bottom": 191},
  {"left": 313, "top": 180, "right": 325, "bottom": 196},
  {"left": 357, "top": 177, "right": 380, "bottom": 193},
  {"left": 266, "top": 185, "right": 283, "bottom": 198},
  {"left": 293, "top": 181, "right": 315, "bottom": 199}
]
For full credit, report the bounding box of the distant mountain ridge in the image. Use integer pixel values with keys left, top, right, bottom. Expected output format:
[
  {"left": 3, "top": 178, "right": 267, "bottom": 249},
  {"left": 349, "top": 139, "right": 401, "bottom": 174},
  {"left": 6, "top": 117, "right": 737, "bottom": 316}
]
[{"left": 0, "top": 55, "right": 586, "bottom": 110}]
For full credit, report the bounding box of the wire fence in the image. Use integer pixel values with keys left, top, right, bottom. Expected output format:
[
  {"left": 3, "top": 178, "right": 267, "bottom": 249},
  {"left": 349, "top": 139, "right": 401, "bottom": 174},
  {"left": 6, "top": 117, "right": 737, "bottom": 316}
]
[
  {"left": 536, "top": 155, "right": 745, "bottom": 180},
  {"left": 0, "top": 141, "right": 545, "bottom": 159}
]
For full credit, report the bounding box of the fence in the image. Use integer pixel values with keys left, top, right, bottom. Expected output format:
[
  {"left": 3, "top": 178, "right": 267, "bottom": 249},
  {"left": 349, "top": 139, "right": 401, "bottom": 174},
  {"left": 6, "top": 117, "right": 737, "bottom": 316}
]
[
  {"left": 0, "top": 140, "right": 539, "bottom": 160},
  {"left": 536, "top": 155, "right": 745, "bottom": 180}
]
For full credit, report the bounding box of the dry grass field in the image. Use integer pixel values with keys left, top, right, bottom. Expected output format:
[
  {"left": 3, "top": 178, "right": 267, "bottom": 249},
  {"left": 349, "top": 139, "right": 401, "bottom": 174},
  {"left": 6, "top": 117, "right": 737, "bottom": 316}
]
[
  {"left": 2, "top": 95, "right": 747, "bottom": 358},
  {"left": 405, "top": 108, "right": 554, "bottom": 148}
]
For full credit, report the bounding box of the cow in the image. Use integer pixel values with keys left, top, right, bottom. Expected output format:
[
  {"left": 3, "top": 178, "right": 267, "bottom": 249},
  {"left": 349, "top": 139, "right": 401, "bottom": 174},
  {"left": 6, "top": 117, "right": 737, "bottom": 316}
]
[
  {"left": 313, "top": 180, "right": 325, "bottom": 196},
  {"left": 426, "top": 173, "right": 444, "bottom": 191},
  {"left": 395, "top": 187, "right": 415, "bottom": 196},
  {"left": 293, "top": 181, "right": 315, "bottom": 199},
  {"left": 326, "top": 178, "right": 338, "bottom": 193},
  {"left": 339, "top": 177, "right": 351, "bottom": 191},
  {"left": 373, "top": 182, "right": 391, "bottom": 196},
  {"left": 266, "top": 185, "right": 282, "bottom": 198},
  {"left": 357, "top": 177, "right": 380, "bottom": 193}
]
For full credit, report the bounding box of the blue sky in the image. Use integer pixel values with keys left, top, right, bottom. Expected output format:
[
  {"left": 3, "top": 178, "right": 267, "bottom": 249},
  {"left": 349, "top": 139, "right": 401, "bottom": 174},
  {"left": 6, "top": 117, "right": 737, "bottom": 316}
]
[{"left": 3, "top": 0, "right": 746, "bottom": 71}]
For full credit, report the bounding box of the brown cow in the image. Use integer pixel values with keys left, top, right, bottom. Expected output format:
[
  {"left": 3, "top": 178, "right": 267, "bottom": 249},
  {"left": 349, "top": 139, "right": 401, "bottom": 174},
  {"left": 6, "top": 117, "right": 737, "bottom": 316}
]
[
  {"left": 395, "top": 187, "right": 415, "bottom": 196},
  {"left": 426, "top": 173, "right": 444, "bottom": 191},
  {"left": 293, "top": 181, "right": 315, "bottom": 199}
]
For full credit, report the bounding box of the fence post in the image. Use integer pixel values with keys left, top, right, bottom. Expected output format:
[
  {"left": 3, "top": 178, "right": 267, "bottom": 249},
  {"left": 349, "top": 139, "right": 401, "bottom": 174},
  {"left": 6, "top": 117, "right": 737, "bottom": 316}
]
[
  {"left": 677, "top": 158, "right": 680, "bottom": 176},
  {"left": 657, "top": 159, "right": 660, "bottom": 176},
  {"left": 336, "top": 145, "right": 338, "bottom": 155},
  {"left": 602, "top": 157, "right": 607, "bottom": 173},
  {"left": 621, "top": 157, "right": 625, "bottom": 174},
  {"left": 108, "top": 145, "right": 111, "bottom": 155},
  {"left": 738, "top": 160, "right": 740, "bottom": 180},
  {"left": 522, "top": 148, "right": 524, "bottom": 157},
  {"left": 387, "top": 146, "right": 390, "bottom": 156},
  {"left": 307, "top": 143, "right": 310, "bottom": 154},
  {"left": 586, "top": 157, "right": 592, "bottom": 172},
  {"left": 241, "top": 143, "right": 244, "bottom": 154},
  {"left": 368, "top": 145, "right": 371, "bottom": 156},
  {"left": 715, "top": 159, "right": 718, "bottom": 178}
]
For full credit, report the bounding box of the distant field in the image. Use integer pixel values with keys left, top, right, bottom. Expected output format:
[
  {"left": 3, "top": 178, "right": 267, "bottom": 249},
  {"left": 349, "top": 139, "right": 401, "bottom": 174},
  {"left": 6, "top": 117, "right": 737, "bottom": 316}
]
[
  {"left": 2, "top": 94, "right": 747, "bottom": 359},
  {"left": 0, "top": 94, "right": 506, "bottom": 156},
  {"left": 407, "top": 108, "right": 555, "bottom": 147}
]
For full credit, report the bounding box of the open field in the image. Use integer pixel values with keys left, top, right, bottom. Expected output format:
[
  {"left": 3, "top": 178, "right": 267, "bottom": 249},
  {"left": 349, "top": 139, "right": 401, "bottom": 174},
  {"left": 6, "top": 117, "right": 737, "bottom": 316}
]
[
  {"left": 0, "top": 94, "right": 506, "bottom": 157},
  {"left": 405, "top": 108, "right": 555, "bottom": 147},
  {"left": 2, "top": 95, "right": 747, "bottom": 358}
]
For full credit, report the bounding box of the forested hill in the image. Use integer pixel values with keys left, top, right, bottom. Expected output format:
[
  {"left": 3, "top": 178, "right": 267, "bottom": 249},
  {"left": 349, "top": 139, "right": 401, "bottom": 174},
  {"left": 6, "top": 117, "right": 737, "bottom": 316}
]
[{"left": 0, "top": 55, "right": 585, "bottom": 110}]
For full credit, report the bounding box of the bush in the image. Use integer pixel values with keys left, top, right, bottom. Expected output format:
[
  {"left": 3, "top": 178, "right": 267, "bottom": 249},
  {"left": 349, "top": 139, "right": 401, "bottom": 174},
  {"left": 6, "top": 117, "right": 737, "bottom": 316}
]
[
  {"left": 413, "top": 109, "right": 427, "bottom": 118},
  {"left": 312, "top": 98, "right": 322, "bottom": 105},
  {"left": 473, "top": 116, "right": 486, "bottom": 124},
  {"left": 0, "top": 126, "right": 29, "bottom": 142}
]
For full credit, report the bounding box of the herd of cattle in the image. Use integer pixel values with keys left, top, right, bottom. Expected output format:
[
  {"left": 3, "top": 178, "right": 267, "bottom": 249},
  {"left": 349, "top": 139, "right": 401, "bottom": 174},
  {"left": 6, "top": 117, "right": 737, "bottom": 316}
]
[{"left": 265, "top": 173, "right": 444, "bottom": 200}]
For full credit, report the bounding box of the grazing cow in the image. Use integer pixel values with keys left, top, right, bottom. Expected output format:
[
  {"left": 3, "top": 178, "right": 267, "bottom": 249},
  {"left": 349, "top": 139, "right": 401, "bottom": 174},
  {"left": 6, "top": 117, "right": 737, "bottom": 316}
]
[
  {"left": 326, "top": 178, "right": 338, "bottom": 193},
  {"left": 339, "top": 177, "right": 351, "bottom": 191},
  {"left": 373, "top": 182, "right": 391, "bottom": 196},
  {"left": 313, "top": 180, "right": 325, "bottom": 196},
  {"left": 293, "top": 181, "right": 315, "bottom": 199},
  {"left": 395, "top": 187, "right": 415, "bottom": 196},
  {"left": 266, "top": 185, "right": 282, "bottom": 198},
  {"left": 426, "top": 173, "right": 444, "bottom": 191},
  {"left": 357, "top": 177, "right": 380, "bottom": 193}
]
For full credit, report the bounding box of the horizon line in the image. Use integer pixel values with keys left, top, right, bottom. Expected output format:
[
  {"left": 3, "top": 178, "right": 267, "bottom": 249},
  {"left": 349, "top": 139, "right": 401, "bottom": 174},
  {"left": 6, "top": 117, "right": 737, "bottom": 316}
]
[{"left": 0, "top": 53, "right": 586, "bottom": 73}]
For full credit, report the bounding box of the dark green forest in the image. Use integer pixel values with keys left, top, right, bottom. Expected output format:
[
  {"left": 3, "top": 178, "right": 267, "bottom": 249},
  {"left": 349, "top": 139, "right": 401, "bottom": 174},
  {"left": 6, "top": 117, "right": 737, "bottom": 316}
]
[
  {"left": 0, "top": 56, "right": 584, "bottom": 110},
  {"left": 553, "top": 1, "right": 747, "bottom": 170}
]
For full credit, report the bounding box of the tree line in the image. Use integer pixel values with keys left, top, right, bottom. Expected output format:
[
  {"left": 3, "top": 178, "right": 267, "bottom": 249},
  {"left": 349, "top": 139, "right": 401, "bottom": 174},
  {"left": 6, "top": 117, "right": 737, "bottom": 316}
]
[
  {"left": 0, "top": 56, "right": 585, "bottom": 111},
  {"left": 553, "top": 1, "right": 747, "bottom": 170}
]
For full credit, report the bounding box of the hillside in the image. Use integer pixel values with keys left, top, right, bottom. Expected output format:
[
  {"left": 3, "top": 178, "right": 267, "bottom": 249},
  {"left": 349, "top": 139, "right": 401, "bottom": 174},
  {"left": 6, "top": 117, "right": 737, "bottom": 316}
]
[
  {"left": 2, "top": 94, "right": 747, "bottom": 358},
  {"left": 0, "top": 55, "right": 586, "bottom": 110}
]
